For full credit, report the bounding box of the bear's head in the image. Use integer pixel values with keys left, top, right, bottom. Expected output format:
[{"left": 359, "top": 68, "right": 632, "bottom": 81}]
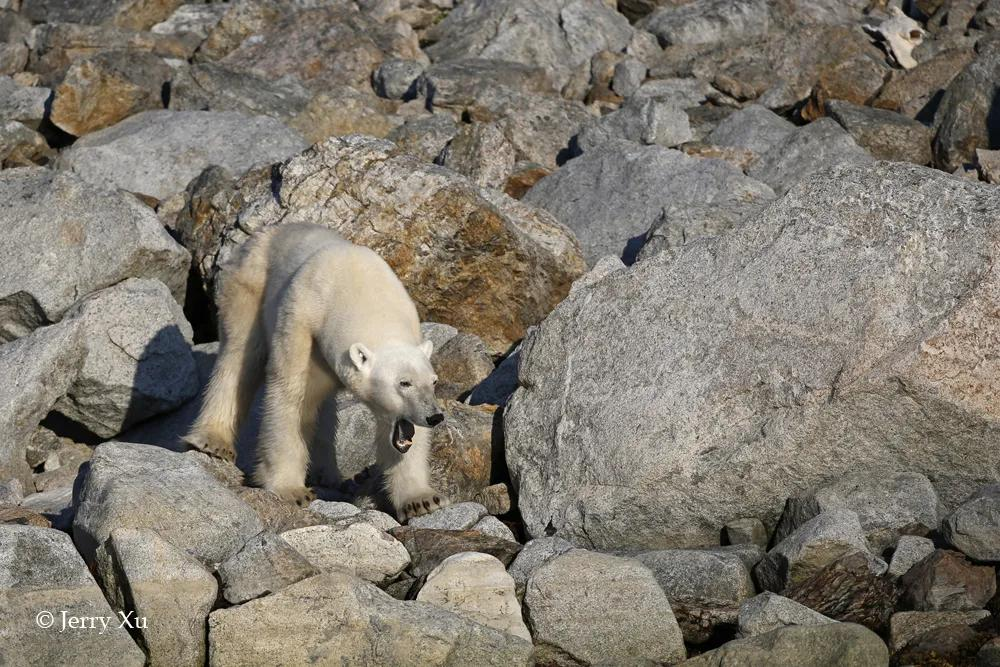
[{"left": 344, "top": 340, "right": 444, "bottom": 452}]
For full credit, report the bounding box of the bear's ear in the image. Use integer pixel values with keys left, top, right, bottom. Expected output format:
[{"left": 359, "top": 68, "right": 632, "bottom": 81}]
[
  {"left": 420, "top": 339, "right": 433, "bottom": 359},
  {"left": 349, "top": 343, "right": 374, "bottom": 372}
]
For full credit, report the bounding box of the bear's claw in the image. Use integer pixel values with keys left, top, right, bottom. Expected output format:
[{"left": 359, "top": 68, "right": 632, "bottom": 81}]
[
  {"left": 182, "top": 432, "right": 236, "bottom": 463},
  {"left": 278, "top": 486, "right": 316, "bottom": 507},
  {"left": 400, "top": 493, "right": 450, "bottom": 521}
]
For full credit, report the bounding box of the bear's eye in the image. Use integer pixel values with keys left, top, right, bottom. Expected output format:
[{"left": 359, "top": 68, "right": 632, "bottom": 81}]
[{"left": 399, "top": 380, "right": 412, "bottom": 388}]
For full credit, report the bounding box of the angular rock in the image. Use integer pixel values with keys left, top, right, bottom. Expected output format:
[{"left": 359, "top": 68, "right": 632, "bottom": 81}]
[
  {"left": 933, "top": 42, "right": 1000, "bottom": 172},
  {"left": 472, "top": 483, "right": 512, "bottom": 516},
  {"left": 978, "top": 148, "right": 1000, "bottom": 184},
  {"left": 52, "top": 278, "right": 198, "bottom": 438},
  {"left": 683, "top": 623, "right": 889, "bottom": 667},
  {"left": 0, "top": 524, "right": 145, "bottom": 666},
  {"left": 505, "top": 161, "right": 1000, "bottom": 551},
  {"left": 640, "top": 0, "right": 768, "bottom": 48},
  {"left": 180, "top": 135, "right": 585, "bottom": 352},
  {"left": 32, "top": 440, "right": 92, "bottom": 493},
  {"left": 102, "top": 527, "right": 217, "bottom": 667},
  {"left": 873, "top": 47, "right": 975, "bottom": 120},
  {"left": 168, "top": 61, "right": 311, "bottom": 121},
  {"left": 756, "top": 510, "right": 872, "bottom": 593},
  {"left": 308, "top": 500, "right": 362, "bottom": 521},
  {"left": 437, "top": 121, "right": 516, "bottom": 190},
  {"left": 525, "top": 549, "right": 687, "bottom": 665},
  {"left": 636, "top": 548, "right": 756, "bottom": 644},
  {"left": 738, "top": 592, "right": 835, "bottom": 638},
  {"left": 281, "top": 523, "right": 410, "bottom": 586},
  {"left": 888, "top": 535, "right": 937, "bottom": 578},
  {"left": 943, "top": 484, "right": 1000, "bottom": 562},
  {"left": 773, "top": 471, "right": 941, "bottom": 554},
  {"left": 0, "top": 324, "right": 83, "bottom": 487},
  {"left": 782, "top": 552, "right": 897, "bottom": 632},
  {"left": 0, "top": 75, "right": 50, "bottom": 127},
  {"left": 58, "top": 109, "right": 307, "bottom": 200},
  {"left": 900, "top": 550, "right": 997, "bottom": 611},
  {"left": 0, "top": 478, "right": 23, "bottom": 506},
  {"left": 424, "top": 0, "right": 633, "bottom": 92},
  {"left": 705, "top": 103, "right": 796, "bottom": 159},
  {"left": 73, "top": 442, "right": 263, "bottom": 566},
  {"left": 430, "top": 331, "right": 496, "bottom": 400},
  {"left": 217, "top": 532, "right": 320, "bottom": 605},
  {"left": 890, "top": 609, "right": 992, "bottom": 651},
  {"left": 724, "top": 518, "right": 768, "bottom": 548},
  {"left": 633, "top": 77, "right": 716, "bottom": 107},
  {"left": 151, "top": 3, "right": 226, "bottom": 49},
  {"left": 372, "top": 58, "right": 424, "bottom": 100},
  {"left": 419, "top": 59, "right": 554, "bottom": 111},
  {"left": 0, "top": 119, "right": 52, "bottom": 166},
  {"left": 825, "top": 99, "right": 933, "bottom": 165},
  {"left": 472, "top": 516, "right": 516, "bottom": 542},
  {"left": 409, "top": 502, "right": 488, "bottom": 531},
  {"left": 577, "top": 96, "right": 693, "bottom": 152},
  {"left": 637, "top": 198, "right": 772, "bottom": 263},
  {"left": 19, "top": 0, "right": 186, "bottom": 30},
  {"left": 287, "top": 85, "right": 403, "bottom": 145},
  {"left": 208, "top": 572, "right": 533, "bottom": 666},
  {"left": 386, "top": 113, "right": 458, "bottom": 162},
  {"left": 468, "top": 346, "right": 521, "bottom": 407},
  {"left": 894, "top": 622, "right": 994, "bottom": 666},
  {"left": 417, "top": 552, "right": 530, "bottom": 640},
  {"left": 612, "top": 58, "right": 647, "bottom": 98},
  {"left": 19, "top": 485, "right": 75, "bottom": 531},
  {"left": 524, "top": 140, "right": 774, "bottom": 265},
  {"left": 389, "top": 526, "right": 521, "bottom": 579},
  {"left": 979, "top": 636, "right": 1000, "bottom": 666},
  {"left": 51, "top": 50, "right": 171, "bottom": 136}
]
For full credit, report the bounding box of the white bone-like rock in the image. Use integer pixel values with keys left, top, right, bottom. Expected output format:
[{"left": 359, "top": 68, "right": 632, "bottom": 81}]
[{"left": 866, "top": 8, "right": 925, "bottom": 70}]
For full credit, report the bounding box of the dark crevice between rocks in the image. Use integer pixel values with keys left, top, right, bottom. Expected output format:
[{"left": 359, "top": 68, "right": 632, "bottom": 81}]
[
  {"left": 40, "top": 410, "right": 104, "bottom": 447},
  {"left": 183, "top": 265, "right": 217, "bottom": 344}
]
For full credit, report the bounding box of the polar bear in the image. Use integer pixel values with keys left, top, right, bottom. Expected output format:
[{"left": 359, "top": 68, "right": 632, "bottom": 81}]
[{"left": 184, "top": 223, "right": 449, "bottom": 519}]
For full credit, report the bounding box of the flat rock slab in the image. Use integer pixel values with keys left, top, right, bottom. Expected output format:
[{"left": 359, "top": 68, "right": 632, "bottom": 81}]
[
  {"left": 389, "top": 527, "right": 521, "bottom": 580},
  {"left": 281, "top": 523, "right": 410, "bottom": 586},
  {"left": 738, "top": 592, "right": 835, "bottom": 638}
]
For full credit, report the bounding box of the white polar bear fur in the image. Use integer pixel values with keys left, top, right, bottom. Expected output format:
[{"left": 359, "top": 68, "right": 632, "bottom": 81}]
[{"left": 184, "top": 223, "right": 448, "bottom": 518}]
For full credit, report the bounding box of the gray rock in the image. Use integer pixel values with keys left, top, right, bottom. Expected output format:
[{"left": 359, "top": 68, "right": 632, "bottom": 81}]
[
  {"left": 409, "top": 502, "right": 488, "bottom": 531},
  {"left": 577, "top": 96, "right": 693, "bottom": 152},
  {"left": 888, "top": 535, "right": 937, "bottom": 578},
  {"left": 636, "top": 198, "right": 772, "bottom": 262},
  {"left": 705, "top": 104, "right": 797, "bottom": 159},
  {"left": 890, "top": 610, "right": 991, "bottom": 651},
  {"left": 507, "top": 536, "right": 575, "bottom": 599},
  {"left": 151, "top": 3, "right": 227, "bottom": 50},
  {"left": 714, "top": 543, "right": 767, "bottom": 570},
  {"left": 0, "top": 524, "right": 145, "bottom": 666},
  {"left": 281, "top": 523, "right": 410, "bottom": 585},
  {"left": 0, "top": 324, "right": 83, "bottom": 487},
  {"left": 19, "top": 0, "right": 185, "bottom": 28},
  {"left": 636, "top": 548, "right": 756, "bottom": 644},
  {"left": 0, "top": 75, "right": 50, "bottom": 128},
  {"left": 430, "top": 330, "right": 497, "bottom": 400},
  {"left": 505, "top": 161, "right": 1000, "bottom": 551},
  {"left": 748, "top": 117, "right": 873, "bottom": 196},
  {"left": 208, "top": 572, "right": 533, "bottom": 665},
  {"left": 168, "top": 62, "right": 311, "bottom": 121},
  {"left": 217, "top": 532, "right": 320, "bottom": 604},
  {"left": 57, "top": 109, "right": 308, "bottom": 200},
  {"left": 978, "top": 148, "right": 1000, "bottom": 184},
  {"left": 933, "top": 42, "right": 1000, "bottom": 172},
  {"left": 418, "top": 59, "right": 553, "bottom": 110},
  {"left": 372, "top": 58, "right": 424, "bottom": 100},
  {"left": 640, "top": 0, "right": 769, "bottom": 47},
  {"left": 612, "top": 58, "right": 647, "bottom": 98},
  {"left": 417, "top": 552, "right": 531, "bottom": 641},
  {"left": 467, "top": 345, "right": 521, "bottom": 407},
  {"left": 19, "top": 486, "right": 75, "bottom": 530},
  {"left": 0, "top": 478, "right": 23, "bottom": 506},
  {"left": 437, "top": 121, "right": 516, "bottom": 190},
  {"left": 0, "top": 168, "right": 190, "bottom": 341},
  {"left": 724, "top": 518, "right": 768, "bottom": 548},
  {"left": 472, "top": 483, "right": 513, "bottom": 516},
  {"left": 738, "top": 592, "right": 835, "bottom": 638},
  {"left": 101, "top": 528, "right": 217, "bottom": 667},
  {"left": 424, "top": 0, "right": 633, "bottom": 92},
  {"left": 773, "top": 472, "right": 941, "bottom": 554},
  {"left": 756, "top": 510, "right": 873, "bottom": 592},
  {"left": 473, "top": 516, "right": 517, "bottom": 542},
  {"left": 0, "top": 120, "right": 52, "bottom": 167},
  {"left": 52, "top": 278, "right": 198, "bottom": 438},
  {"left": 308, "top": 499, "right": 362, "bottom": 521},
  {"left": 633, "top": 77, "right": 715, "bottom": 107},
  {"left": 683, "top": 622, "right": 889, "bottom": 666},
  {"left": 525, "top": 549, "right": 686, "bottom": 665},
  {"left": 524, "top": 140, "right": 774, "bottom": 265},
  {"left": 825, "top": 99, "right": 933, "bottom": 165},
  {"left": 73, "top": 441, "right": 263, "bottom": 566},
  {"left": 943, "top": 484, "right": 1000, "bottom": 562},
  {"left": 386, "top": 113, "right": 459, "bottom": 162}
]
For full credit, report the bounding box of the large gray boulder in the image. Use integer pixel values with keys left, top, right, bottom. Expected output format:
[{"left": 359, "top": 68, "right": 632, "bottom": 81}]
[
  {"left": 640, "top": 0, "right": 769, "bottom": 48},
  {"left": 738, "top": 592, "right": 835, "bottom": 638},
  {"left": 168, "top": 62, "right": 312, "bottom": 121},
  {"left": 705, "top": 104, "right": 796, "bottom": 159},
  {"left": 933, "top": 41, "right": 1000, "bottom": 172},
  {"left": 942, "top": 484, "right": 1000, "bottom": 562},
  {"left": 524, "top": 141, "right": 774, "bottom": 265},
  {"left": 505, "top": 161, "right": 1000, "bottom": 550},
  {"left": 0, "top": 168, "right": 190, "bottom": 342},
  {"left": 0, "top": 524, "right": 145, "bottom": 666},
  {"left": 524, "top": 549, "right": 687, "bottom": 664},
  {"left": 682, "top": 623, "right": 889, "bottom": 666},
  {"left": 73, "top": 441, "right": 263, "bottom": 567},
  {"left": 208, "top": 572, "right": 533, "bottom": 665},
  {"left": 57, "top": 110, "right": 308, "bottom": 200}
]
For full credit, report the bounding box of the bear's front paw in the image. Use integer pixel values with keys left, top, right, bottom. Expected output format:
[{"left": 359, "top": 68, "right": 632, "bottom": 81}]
[
  {"left": 398, "top": 492, "right": 450, "bottom": 521},
  {"left": 276, "top": 486, "right": 317, "bottom": 507},
  {"left": 182, "top": 431, "right": 236, "bottom": 463}
]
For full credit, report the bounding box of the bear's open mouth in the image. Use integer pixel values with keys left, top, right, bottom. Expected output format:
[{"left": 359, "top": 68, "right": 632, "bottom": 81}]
[{"left": 393, "top": 419, "right": 415, "bottom": 453}]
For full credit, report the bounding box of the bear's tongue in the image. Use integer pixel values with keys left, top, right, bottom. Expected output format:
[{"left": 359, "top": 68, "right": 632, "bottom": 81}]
[{"left": 393, "top": 419, "right": 415, "bottom": 453}]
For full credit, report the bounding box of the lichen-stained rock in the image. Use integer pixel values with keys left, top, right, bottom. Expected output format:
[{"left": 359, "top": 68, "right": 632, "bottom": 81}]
[
  {"left": 208, "top": 572, "right": 533, "bottom": 666},
  {"left": 388, "top": 526, "right": 521, "bottom": 579},
  {"left": 167, "top": 61, "right": 311, "bottom": 121},
  {"left": 280, "top": 523, "right": 410, "bottom": 586},
  {"left": 219, "top": 3, "right": 425, "bottom": 93},
  {"left": 933, "top": 41, "right": 1000, "bottom": 172},
  {"left": 52, "top": 278, "right": 199, "bottom": 438},
  {"left": 0, "top": 524, "right": 146, "bottom": 667},
  {"left": 73, "top": 442, "right": 264, "bottom": 567},
  {"left": 417, "top": 59, "right": 554, "bottom": 112},
  {"left": 782, "top": 552, "right": 897, "bottom": 632},
  {"left": 50, "top": 50, "right": 171, "bottom": 136},
  {"left": 0, "top": 120, "right": 52, "bottom": 167},
  {"left": 287, "top": 86, "right": 403, "bottom": 145},
  {"left": 179, "top": 135, "right": 585, "bottom": 353},
  {"left": 19, "top": 0, "right": 187, "bottom": 31},
  {"left": 872, "top": 47, "right": 974, "bottom": 119},
  {"left": 0, "top": 75, "right": 51, "bottom": 128},
  {"left": 57, "top": 109, "right": 308, "bottom": 201},
  {"left": 824, "top": 100, "right": 934, "bottom": 165},
  {"left": 640, "top": 0, "right": 769, "bottom": 48},
  {"left": 682, "top": 623, "right": 889, "bottom": 667},
  {"left": 899, "top": 550, "right": 997, "bottom": 611},
  {"left": 0, "top": 168, "right": 190, "bottom": 342},
  {"left": 505, "top": 161, "right": 1000, "bottom": 551},
  {"left": 0, "top": 324, "right": 83, "bottom": 488},
  {"left": 423, "top": 0, "right": 633, "bottom": 92}
]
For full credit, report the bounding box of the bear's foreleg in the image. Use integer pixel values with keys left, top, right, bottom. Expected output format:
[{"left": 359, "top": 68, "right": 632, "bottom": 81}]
[{"left": 377, "top": 422, "right": 450, "bottom": 520}]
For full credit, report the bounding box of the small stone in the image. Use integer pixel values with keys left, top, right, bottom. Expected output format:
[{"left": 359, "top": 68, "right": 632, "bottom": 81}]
[
  {"left": 408, "top": 502, "right": 488, "bottom": 531},
  {"left": 577, "top": 96, "right": 692, "bottom": 152},
  {"left": 738, "top": 592, "right": 835, "bottom": 638},
  {"left": 472, "top": 483, "right": 512, "bottom": 515},
  {"left": 437, "top": 122, "right": 516, "bottom": 190},
  {"left": 0, "top": 120, "right": 52, "bottom": 167},
  {"left": 888, "top": 535, "right": 936, "bottom": 578},
  {"left": 386, "top": 113, "right": 459, "bottom": 163},
  {"left": 724, "top": 518, "right": 768, "bottom": 548},
  {"left": 281, "top": 523, "right": 410, "bottom": 586},
  {"left": 308, "top": 499, "right": 361, "bottom": 521},
  {"left": 890, "top": 610, "right": 991, "bottom": 651},
  {"left": 611, "top": 58, "right": 646, "bottom": 98},
  {"left": 217, "top": 532, "right": 320, "bottom": 604},
  {"left": 0, "top": 75, "right": 50, "bottom": 128},
  {"left": 372, "top": 58, "right": 424, "bottom": 100},
  {"left": 943, "top": 484, "right": 1000, "bottom": 562},
  {"left": 417, "top": 552, "right": 530, "bottom": 640},
  {"left": 472, "top": 516, "right": 516, "bottom": 542},
  {"left": 900, "top": 550, "right": 996, "bottom": 611}
]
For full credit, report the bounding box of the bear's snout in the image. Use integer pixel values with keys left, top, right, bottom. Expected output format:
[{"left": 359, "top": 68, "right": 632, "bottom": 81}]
[{"left": 426, "top": 413, "right": 445, "bottom": 427}]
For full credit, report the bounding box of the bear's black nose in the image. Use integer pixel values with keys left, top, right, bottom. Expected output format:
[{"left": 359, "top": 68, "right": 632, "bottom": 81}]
[{"left": 426, "top": 413, "right": 445, "bottom": 426}]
